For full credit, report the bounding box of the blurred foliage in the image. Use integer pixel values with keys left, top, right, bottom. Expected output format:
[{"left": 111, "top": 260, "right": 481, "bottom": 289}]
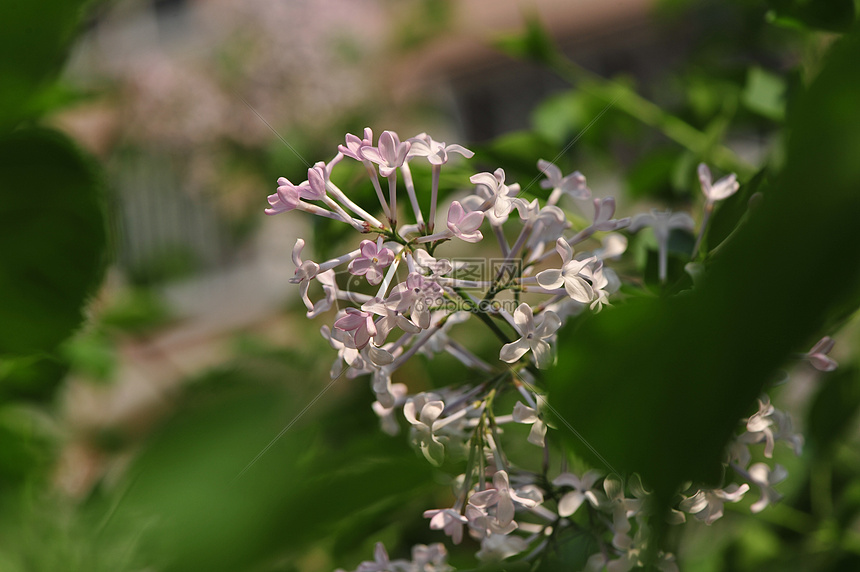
[{"left": 1, "top": 1, "right": 860, "bottom": 572}]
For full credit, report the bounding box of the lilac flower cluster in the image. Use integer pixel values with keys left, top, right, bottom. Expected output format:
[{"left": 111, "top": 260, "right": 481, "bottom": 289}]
[{"left": 265, "top": 129, "right": 834, "bottom": 570}]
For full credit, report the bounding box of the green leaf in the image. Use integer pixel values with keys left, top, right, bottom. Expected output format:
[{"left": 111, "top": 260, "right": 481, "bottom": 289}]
[
  {"left": 493, "top": 14, "right": 559, "bottom": 65},
  {"left": 0, "top": 0, "right": 93, "bottom": 129},
  {"left": 0, "top": 128, "right": 108, "bottom": 355},
  {"left": 545, "top": 27, "right": 860, "bottom": 517},
  {"left": 808, "top": 367, "right": 860, "bottom": 454},
  {"left": 741, "top": 67, "right": 786, "bottom": 121},
  {"left": 766, "top": 0, "right": 856, "bottom": 33}
]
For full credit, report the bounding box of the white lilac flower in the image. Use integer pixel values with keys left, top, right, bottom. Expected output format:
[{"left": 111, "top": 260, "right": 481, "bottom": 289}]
[
  {"left": 499, "top": 303, "right": 562, "bottom": 369},
  {"left": 387, "top": 272, "right": 444, "bottom": 329},
  {"left": 529, "top": 205, "right": 571, "bottom": 247},
  {"left": 469, "top": 168, "right": 524, "bottom": 224},
  {"left": 305, "top": 269, "right": 337, "bottom": 318},
  {"left": 740, "top": 396, "right": 778, "bottom": 457},
  {"left": 538, "top": 158, "right": 590, "bottom": 202},
  {"left": 404, "top": 393, "right": 447, "bottom": 465},
  {"left": 288, "top": 239, "right": 320, "bottom": 310},
  {"left": 747, "top": 462, "right": 788, "bottom": 513},
  {"left": 423, "top": 508, "right": 468, "bottom": 545},
  {"left": 407, "top": 133, "right": 474, "bottom": 165},
  {"left": 410, "top": 543, "right": 452, "bottom": 571},
  {"left": 629, "top": 208, "right": 695, "bottom": 283},
  {"left": 371, "top": 382, "right": 407, "bottom": 436},
  {"left": 679, "top": 484, "right": 750, "bottom": 524},
  {"left": 446, "top": 200, "right": 484, "bottom": 243},
  {"left": 601, "top": 475, "right": 644, "bottom": 550},
  {"left": 412, "top": 249, "right": 453, "bottom": 278},
  {"left": 356, "top": 542, "right": 406, "bottom": 572},
  {"left": 475, "top": 533, "right": 529, "bottom": 562},
  {"left": 349, "top": 239, "right": 395, "bottom": 285},
  {"left": 593, "top": 233, "right": 628, "bottom": 261},
  {"left": 805, "top": 336, "right": 838, "bottom": 371},
  {"left": 469, "top": 470, "right": 539, "bottom": 527},
  {"left": 361, "top": 297, "right": 421, "bottom": 344},
  {"left": 535, "top": 238, "right": 595, "bottom": 303},
  {"left": 698, "top": 163, "right": 740, "bottom": 203},
  {"left": 552, "top": 470, "right": 603, "bottom": 517},
  {"left": 464, "top": 503, "right": 517, "bottom": 540},
  {"left": 321, "top": 324, "right": 366, "bottom": 379},
  {"left": 512, "top": 401, "right": 547, "bottom": 446}
]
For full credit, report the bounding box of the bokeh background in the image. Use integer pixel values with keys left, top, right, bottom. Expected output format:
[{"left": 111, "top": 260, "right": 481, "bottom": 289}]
[{"left": 2, "top": 0, "right": 860, "bottom": 570}]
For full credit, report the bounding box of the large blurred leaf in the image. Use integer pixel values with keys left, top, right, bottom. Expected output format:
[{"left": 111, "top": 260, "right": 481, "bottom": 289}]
[
  {"left": 0, "top": 128, "right": 107, "bottom": 355},
  {"left": 110, "top": 369, "right": 436, "bottom": 572},
  {"left": 0, "top": 0, "right": 92, "bottom": 129},
  {"left": 546, "top": 26, "right": 860, "bottom": 514}
]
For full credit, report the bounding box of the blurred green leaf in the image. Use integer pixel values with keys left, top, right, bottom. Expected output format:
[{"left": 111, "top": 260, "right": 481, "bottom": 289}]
[
  {"left": 0, "top": 354, "right": 68, "bottom": 403},
  {"left": 808, "top": 367, "right": 860, "bottom": 453},
  {"left": 742, "top": 67, "right": 786, "bottom": 121},
  {"left": 493, "top": 14, "right": 558, "bottom": 65},
  {"left": 766, "top": 0, "right": 856, "bottom": 32},
  {"left": 545, "top": 26, "right": 860, "bottom": 519},
  {"left": 0, "top": 0, "right": 92, "bottom": 129},
  {"left": 626, "top": 147, "right": 681, "bottom": 200},
  {"left": 531, "top": 90, "right": 587, "bottom": 145},
  {"left": 109, "top": 368, "right": 437, "bottom": 572},
  {"left": 0, "top": 128, "right": 107, "bottom": 355}
]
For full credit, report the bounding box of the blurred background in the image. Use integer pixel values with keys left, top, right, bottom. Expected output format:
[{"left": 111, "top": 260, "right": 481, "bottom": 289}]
[{"left": 1, "top": 0, "right": 859, "bottom": 570}]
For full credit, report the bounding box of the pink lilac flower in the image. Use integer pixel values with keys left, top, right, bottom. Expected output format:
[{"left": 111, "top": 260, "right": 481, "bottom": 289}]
[
  {"left": 334, "top": 308, "right": 378, "bottom": 349},
  {"left": 805, "top": 336, "right": 838, "bottom": 371},
  {"left": 446, "top": 201, "right": 484, "bottom": 243},
  {"left": 359, "top": 129, "right": 411, "bottom": 177},
  {"left": 338, "top": 127, "right": 374, "bottom": 160},
  {"left": 349, "top": 239, "right": 395, "bottom": 285}
]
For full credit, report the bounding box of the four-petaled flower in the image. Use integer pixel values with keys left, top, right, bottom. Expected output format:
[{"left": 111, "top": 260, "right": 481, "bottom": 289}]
[
  {"left": 333, "top": 308, "right": 377, "bottom": 350},
  {"left": 499, "top": 303, "right": 561, "bottom": 368},
  {"left": 512, "top": 401, "right": 547, "bottom": 446},
  {"left": 552, "top": 470, "right": 603, "bottom": 517},
  {"left": 360, "top": 130, "right": 411, "bottom": 177},
  {"left": 536, "top": 238, "right": 595, "bottom": 303},
  {"left": 538, "top": 158, "right": 590, "bottom": 199},
  {"left": 698, "top": 163, "right": 739, "bottom": 203},
  {"left": 408, "top": 133, "right": 474, "bottom": 165},
  {"left": 349, "top": 239, "right": 395, "bottom": 285},
  {"left": 469, "top": 470, "right": 538, "bottom": 527}
]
